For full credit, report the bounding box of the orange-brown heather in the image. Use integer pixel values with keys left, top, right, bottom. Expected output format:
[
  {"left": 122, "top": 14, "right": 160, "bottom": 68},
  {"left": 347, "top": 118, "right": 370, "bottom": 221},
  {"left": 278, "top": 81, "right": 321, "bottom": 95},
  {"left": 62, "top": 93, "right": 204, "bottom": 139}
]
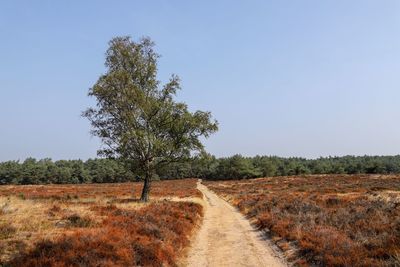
[
  {"left": 205, "top": 174, "right": 400, "bottom": 267},
  {"left": 0, "top": 179, "right": 203, "bottom": 266}
]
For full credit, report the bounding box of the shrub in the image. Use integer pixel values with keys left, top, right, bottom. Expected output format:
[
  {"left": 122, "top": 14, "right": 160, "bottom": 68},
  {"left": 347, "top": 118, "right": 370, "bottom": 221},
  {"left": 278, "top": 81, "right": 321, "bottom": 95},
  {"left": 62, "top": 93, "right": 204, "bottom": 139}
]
[
  {"left": 0, "top": 224, "right": 16, "bottom": 239},
  {"left": 64, "top": 214, "right": 94, "bottom": 228}
]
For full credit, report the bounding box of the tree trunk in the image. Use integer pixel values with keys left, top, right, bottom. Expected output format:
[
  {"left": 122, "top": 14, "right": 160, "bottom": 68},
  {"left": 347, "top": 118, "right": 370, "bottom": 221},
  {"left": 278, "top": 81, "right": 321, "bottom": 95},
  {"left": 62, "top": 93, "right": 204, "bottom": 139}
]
[{"left": 140, "top": 169, "right": 152, "bottom": 202}]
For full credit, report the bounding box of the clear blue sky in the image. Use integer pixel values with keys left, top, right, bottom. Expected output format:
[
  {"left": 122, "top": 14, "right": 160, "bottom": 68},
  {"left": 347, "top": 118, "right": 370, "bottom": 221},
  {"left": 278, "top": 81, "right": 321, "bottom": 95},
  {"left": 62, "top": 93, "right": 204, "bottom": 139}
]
[{"left": 1, "top": 1, "right": 399, "bottom": 161}]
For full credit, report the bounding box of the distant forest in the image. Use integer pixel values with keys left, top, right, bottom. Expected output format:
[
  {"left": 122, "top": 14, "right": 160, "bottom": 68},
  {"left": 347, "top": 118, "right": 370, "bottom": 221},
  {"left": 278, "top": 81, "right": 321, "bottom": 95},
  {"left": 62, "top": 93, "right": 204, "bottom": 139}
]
[{"left": 1, "top": 155, "right": 400, "bottom": 185}]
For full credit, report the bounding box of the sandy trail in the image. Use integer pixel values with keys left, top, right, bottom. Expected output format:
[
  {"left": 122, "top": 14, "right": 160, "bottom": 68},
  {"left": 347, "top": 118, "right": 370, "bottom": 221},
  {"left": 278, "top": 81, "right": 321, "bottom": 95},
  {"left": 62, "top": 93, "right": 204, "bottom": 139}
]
[{"left": 185, "top": 181, "right": 286, "bottom": 267}]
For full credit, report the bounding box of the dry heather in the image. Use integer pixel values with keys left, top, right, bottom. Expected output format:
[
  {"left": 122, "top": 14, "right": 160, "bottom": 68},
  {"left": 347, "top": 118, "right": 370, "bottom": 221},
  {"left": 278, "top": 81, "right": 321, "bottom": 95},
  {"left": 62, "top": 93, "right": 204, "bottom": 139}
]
[
  {"left": 0, "top": 179, "right": 203, "bottom": 266},
  {"left": 205, "top": 175, "right": 400, "bottom": 267},
  {"left": 0, "top": 179, "right": 202, "bottom": 200}
]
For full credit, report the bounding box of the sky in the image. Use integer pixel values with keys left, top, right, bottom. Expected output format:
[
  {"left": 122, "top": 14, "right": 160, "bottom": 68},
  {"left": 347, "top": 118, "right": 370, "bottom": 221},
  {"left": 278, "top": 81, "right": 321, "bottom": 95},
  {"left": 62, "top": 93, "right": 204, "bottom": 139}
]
[{"left": 0, "top": 1, "right": 400, "bottom": 161}]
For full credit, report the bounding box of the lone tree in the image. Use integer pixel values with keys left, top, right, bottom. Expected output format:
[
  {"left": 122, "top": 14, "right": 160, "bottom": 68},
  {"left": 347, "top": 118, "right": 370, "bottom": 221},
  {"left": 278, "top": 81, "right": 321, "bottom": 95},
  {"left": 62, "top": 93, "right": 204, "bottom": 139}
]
[{"left": 83, "top": 36, "right": 218, "bottom": 202}]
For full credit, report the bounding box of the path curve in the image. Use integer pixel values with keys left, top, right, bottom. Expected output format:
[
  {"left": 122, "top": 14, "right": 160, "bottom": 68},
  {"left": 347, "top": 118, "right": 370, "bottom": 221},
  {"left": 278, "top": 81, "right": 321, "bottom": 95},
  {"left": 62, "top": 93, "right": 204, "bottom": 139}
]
[{"left": 185, "top": 181, "right": 286, "bottom": 267}]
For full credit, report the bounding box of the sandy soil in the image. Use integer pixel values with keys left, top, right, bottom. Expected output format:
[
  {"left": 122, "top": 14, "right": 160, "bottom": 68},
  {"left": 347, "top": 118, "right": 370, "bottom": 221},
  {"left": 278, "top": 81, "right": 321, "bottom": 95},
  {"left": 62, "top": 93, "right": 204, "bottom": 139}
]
[{"left": 185, "top": 181, "right": 286, "bottom": 267}]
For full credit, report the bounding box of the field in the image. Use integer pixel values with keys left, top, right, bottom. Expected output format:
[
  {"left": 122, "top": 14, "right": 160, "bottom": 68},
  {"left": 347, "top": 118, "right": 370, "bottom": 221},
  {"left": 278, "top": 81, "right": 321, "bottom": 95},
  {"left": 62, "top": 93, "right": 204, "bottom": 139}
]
[
  {"left": 2, "top": 175, "right": 400, "bottom": 266},
  {"left": 205, "top": 175, "right": 400, "bottom": 266},
  {"left": 0, "top": 179, "right": 203, "bottom": 266}
]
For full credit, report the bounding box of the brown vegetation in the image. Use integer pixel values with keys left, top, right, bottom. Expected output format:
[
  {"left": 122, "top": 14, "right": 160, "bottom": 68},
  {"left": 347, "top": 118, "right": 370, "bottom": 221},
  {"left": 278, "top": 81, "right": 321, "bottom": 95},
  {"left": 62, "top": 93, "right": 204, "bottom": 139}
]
[
  {"left": 205, "top": 175, "right": 400, "bottom": 266},
  {"left": 9, "top": 202, "right": 202, "bottom": 267},
  {"left": 0, "top": 179, "right": 202, "bottom": 266},
  {"left": 0, "top": 179, "right": 202, "bottom": 200}
]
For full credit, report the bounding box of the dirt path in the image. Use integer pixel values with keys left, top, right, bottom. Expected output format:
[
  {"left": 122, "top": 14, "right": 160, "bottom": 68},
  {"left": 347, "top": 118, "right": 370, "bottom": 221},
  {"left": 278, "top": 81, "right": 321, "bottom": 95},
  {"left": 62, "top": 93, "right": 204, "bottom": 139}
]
[{"left": 185, "top": 181, "right": 286, "bottom": 267}]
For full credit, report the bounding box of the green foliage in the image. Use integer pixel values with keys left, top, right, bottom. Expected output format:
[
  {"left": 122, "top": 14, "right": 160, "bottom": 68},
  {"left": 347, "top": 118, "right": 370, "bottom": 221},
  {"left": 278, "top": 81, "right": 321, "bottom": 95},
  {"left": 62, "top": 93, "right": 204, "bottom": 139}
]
[
  {"left": 82, "top": 36, "right": 218, "bottom": 201},
  {"left": 201, "top": 155, "right": 400, "bottom": 180},
  {"left": 0, "top": 155, "right": 399, "bottom": 184},
  {"left": 0, "top": 160, "right": 21, "bottom": 184},
  {"left": 0, "top": 159, "right": 134, "bottom": 185},
  {"left": 211, "top": 155, "right": 262, "bottom": 180}
]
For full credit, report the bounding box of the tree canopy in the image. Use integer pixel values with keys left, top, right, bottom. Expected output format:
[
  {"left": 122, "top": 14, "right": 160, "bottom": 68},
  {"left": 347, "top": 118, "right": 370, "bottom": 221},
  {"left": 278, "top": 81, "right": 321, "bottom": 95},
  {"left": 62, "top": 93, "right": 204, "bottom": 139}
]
[{"left": 83, "top": 36, "right": 218, "bottom": 201}]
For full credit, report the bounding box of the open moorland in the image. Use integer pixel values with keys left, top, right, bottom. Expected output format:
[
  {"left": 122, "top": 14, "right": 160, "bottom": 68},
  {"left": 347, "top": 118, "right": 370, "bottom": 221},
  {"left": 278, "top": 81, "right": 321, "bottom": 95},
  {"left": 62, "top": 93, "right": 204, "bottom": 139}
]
[
  {"left": 1, "top": 175, "right": 400, "bottom": 266},
  {"left": 205, "top": 175, "right": 400, "bottom": 266},
  {"left": 0, "top": 179, "right": 203, "bottom": 266}
]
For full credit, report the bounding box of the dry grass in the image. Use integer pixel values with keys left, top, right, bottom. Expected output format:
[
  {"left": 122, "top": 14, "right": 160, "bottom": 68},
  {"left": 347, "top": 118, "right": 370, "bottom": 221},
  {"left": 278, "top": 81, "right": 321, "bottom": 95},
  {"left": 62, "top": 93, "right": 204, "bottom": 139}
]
[
  {"left": 0, "top": 179, "right": 203, "bottom": 266},
  {"left": 205, "top": 174, "right": 400, "bottom": 267}
]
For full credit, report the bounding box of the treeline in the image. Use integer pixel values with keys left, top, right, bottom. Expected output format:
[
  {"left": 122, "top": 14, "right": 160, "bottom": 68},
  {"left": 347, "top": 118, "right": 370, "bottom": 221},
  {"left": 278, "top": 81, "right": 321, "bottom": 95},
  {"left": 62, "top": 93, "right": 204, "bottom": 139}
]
[
  {"left": 0, "top": 158, "right": 135, "bottom": 185},
  {"left": 165, "top": 154, "right": 400, "bottom": 180},
  {"left": 1, "top": 155, "right": 400, "bottom": 184}
]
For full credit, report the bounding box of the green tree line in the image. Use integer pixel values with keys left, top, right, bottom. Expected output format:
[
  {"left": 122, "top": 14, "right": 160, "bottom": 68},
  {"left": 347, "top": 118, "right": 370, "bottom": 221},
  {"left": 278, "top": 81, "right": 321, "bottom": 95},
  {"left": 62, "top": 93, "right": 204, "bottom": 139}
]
[
  {"left": 0, "top": 158, "right": 135, "bottom": 185},
  {"left": 1, "top": 155, "right": 400, "bottom": 185}
]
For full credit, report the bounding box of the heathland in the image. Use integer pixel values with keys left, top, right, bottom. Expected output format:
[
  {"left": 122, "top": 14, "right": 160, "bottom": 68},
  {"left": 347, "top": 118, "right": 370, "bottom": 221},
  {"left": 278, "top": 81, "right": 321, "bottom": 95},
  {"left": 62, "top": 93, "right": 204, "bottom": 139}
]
[
  {"left": 1, "top": 174, "right": 399, "bottom": 266},
  {"left": 206, "top": 174, "right": 400, "bottom": 266},
  {"left": 0, "top": 179, "right": 202, "bottom": 266}
]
